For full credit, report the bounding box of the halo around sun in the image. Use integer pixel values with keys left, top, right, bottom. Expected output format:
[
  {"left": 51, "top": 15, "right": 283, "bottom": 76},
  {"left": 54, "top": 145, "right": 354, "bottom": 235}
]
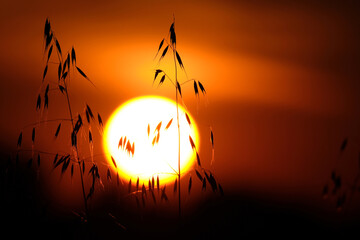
[{"left": 103, "top": 95, "right": 200, "bottom": 186}]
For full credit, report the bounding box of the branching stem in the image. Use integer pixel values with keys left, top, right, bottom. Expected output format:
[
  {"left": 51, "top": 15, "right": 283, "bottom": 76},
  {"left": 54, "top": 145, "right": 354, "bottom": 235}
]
[{"left": 63, "top": 77, "right": 89, "bottom": 218}]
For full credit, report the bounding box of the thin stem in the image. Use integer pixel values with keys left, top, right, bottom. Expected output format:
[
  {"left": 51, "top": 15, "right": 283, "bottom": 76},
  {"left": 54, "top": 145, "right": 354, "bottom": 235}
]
[
  {"left": 16, "top": 149, "right": 68, "bottom": 156},
  {"left": 63, "top": 78, "right": 89, "bottom": 218},
  {"left": 163, "top": 72, "right": 176, "bottom": 87},
  {"left": 47, "top": 61, "right": 59, "bottom": 65},
  {"left": 180, "top": 79, "right": 194, "bottom": 86},
  {"left": 22, "top": 118, "right": 72, "bottom": 129},
  {"left": 172, "top": 37, "right": 181, "bottom": 220},
  {"left": 46, "top": 29, "right": 88, "bottom": 218}
]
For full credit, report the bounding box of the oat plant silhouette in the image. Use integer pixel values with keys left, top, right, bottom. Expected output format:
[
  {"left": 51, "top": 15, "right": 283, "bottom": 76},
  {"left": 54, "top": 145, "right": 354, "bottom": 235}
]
[
  {"left": 16, "top": 19, "right": 103, "bottom": 221},
  {"left": 152, "top": 18, "right": 223, "bottom": 218},
  {"left": 323, "top": 137, "right": 360, "bottom": 211},
  {"left": 14, "top": 18, "right": 222, "bottom": 227}
]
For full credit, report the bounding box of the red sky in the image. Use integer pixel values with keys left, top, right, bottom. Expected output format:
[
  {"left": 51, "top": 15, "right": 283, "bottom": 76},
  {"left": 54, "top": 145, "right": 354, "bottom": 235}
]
[{"left": 1, "top": 0, "right": 360, "bottom": 212}]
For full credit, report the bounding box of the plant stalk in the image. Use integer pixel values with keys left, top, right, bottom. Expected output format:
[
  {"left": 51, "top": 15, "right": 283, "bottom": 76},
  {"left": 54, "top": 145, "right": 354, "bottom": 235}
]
[
  {"left": 64, "top": 80, "right": 89, "bottom": 218},
  {"left": 173, "top": 43, "right": 181, "bottom": 219}
]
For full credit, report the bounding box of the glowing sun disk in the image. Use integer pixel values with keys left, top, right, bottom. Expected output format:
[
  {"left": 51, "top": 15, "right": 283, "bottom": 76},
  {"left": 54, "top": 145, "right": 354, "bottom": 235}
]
[{"left": 103, "top": 96, "right": 199, "bottom": 186}]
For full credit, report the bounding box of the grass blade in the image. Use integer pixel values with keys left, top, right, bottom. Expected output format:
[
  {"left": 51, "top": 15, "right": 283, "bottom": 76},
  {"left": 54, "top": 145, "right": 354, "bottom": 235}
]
[
  {"left": 85, "top": 110, "right": 90, "bottom": 123},
  {"left": 161, "top": 186, "right": 168, "bottom": 201},
  {"left": 97, "top": 113, "right": 103, "bottom": 127},
  {"left": 176, "top": 51, "right": 183, "bottom": 69},
  {"left": 61, "top": 71, "right": 68, "bottom": 80},
  {"left": 77, "top": 66, "right": 95, "bottom": 87},
  {"left": 185, "top": 113, "right": 191, "bottom": 126},
  {"left": 71, "top": 47, "right": 76, "bottom": 65},
  {"left": 156, "top": 132, "right": 160, "bottom": 144},
  {"left": 198, "top": 81, "right": 206, "bottom": 94},
  {"left": 169, "top": 22, "right": 176, "bottom": 46},
  {"left": 36, "top": 94, "right": 41, "bottom": 110},
  {"left": 142, "top": 183, "right": 146, "bottom": 196},
  {"left": 202, "top": 177, "right": 206, "bottom": 191},
  {"left": 17, "top": 132, "right": 22, "bottom": 147},
  {"left": 196, "top": 152, "right": 201, "bottom": 166},
  {"left": 189, "top": 135, "right": 196, "bottom": 150},
  {"left": 58, "top": 62, "right": 62, "bottom": 81},
  {"left": 188, "top": 176, "right": 192, "bottom": 193},
  {"left": 165, "top": 118, "right": 173, "bottom": 130},
  {"left": 61, "top": 158, "right": 70, "bottom": 174},
  {"left": 111, "top": 156, "right": 117, "bottom": 169},
  {"left": 54, "top": 155, "right": 67, "bottom": 169},
  {"left": 43, "top": 65, "right": 48, "bottom": 82},
  {"left": 59, "top": 85, "right": 65, "bottom": 94},
  {"left": 107, "top": 168, "right": 111, "bottom": 181},
  {"left": 157, "top": 176, "right": 160, "bottom": 191},
  {"left": 86, "top": 104, "right": 94, "bottom": 120},
  {"left": 53, "top": 154, "right": 58, "bottom": 165},
  {"left": 210, "top": 130, "right": 214, "bottom": 148},
  {"left": 195, "top": 169, "right": 203, "bottom": 181},
  {"left": 155, "top": 121, "right": 162, "bottom": 133},
  {"left": 176, "top": 81, "right": 182, "bottom": 96},
  {"left": 193, "top": 80, "right": 198, "bottom": 96},
  {"left": 131, "top": 142, "right": 135, "bottom": 156},
  {"left": 88, "top": 130, "right": 92, "bottom": 143},
  {"left": 340, "top": 138, "right": 348, "bottom": 152},
  {"left": 62, "top": 58, "right": 67, "bottom": 73},
  {"left": 32, "top": 127, "right": 35, "bottom": 143},
  {"left": 153, "top": 69, "right": 162, "bottom": 84},
  {"left": 158, "top": 75, "right": 165, "bottom": 87},
  {"left": 158, "top": 38, "right": 164, "bottom": 52},
  {"left": 118, "top": 137, "right": 123, "bottom": 149},
  {"left": 209, "top": 173, "right": 217, "bottom": 192},
  {"left": 44, "top": 84, "right": 49, "bottom": 108},
  {"left": 74, "top": 114, "right": 83, "bottom": 133},
  {"left": 45, "top": 33, "right": 52, "bottom": 51},
  {"left": 44, "top": 19, "right": 50, "bottom": 39},
  {"left": 155, "top": 39, "right": 164, "bottom": 58},
  {"left": 55, "top": 123, "right": 61, "bottom": 138},
  {"left": 47, "top": 45, "right": 53, "bottom": 63},
  {"left": 55, "top": 39, "right": 62, "bottom": 56},
  {"left": 65, "top": 54, "right": 70, "bottom": 72},
  {"left": 44, "top": 94, "right": 48, "bottom": 109},
  {"left": 77, "top": 66, "right": 87, "bottom": 78},
  {"left": 218, "top": 184, "right": 224, "bottom": 196},
  {"left": 160, "top": 46, "right": 169, "bottom": 60}
]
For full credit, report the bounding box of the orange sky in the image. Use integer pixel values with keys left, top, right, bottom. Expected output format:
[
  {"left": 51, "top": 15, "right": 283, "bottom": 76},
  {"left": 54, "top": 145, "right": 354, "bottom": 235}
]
[{"left": 1, "top": 0, "right": 360, "bottom": 210}]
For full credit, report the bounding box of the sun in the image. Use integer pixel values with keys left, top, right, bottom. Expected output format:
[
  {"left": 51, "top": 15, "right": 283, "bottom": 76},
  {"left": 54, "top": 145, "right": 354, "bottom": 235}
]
[{"left": 103, "top": 95, "right": 200, "bottom": 186}]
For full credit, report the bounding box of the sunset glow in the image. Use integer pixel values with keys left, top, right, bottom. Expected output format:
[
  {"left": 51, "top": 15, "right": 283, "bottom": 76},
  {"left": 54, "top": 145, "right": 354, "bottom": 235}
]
[{"left": 103, "top": 95, "right": 199, "bottom": 185}]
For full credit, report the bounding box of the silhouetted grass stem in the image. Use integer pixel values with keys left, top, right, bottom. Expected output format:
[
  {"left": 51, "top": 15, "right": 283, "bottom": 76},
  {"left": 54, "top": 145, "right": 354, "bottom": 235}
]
[{"left": 64, "top": 79, "right": 89, "bottom": 218}]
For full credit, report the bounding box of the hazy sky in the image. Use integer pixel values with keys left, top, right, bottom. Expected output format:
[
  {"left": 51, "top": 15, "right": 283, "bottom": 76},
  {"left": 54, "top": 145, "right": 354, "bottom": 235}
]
[{"left": 1, "top": 0, "right": 360, "bottom": 208}]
